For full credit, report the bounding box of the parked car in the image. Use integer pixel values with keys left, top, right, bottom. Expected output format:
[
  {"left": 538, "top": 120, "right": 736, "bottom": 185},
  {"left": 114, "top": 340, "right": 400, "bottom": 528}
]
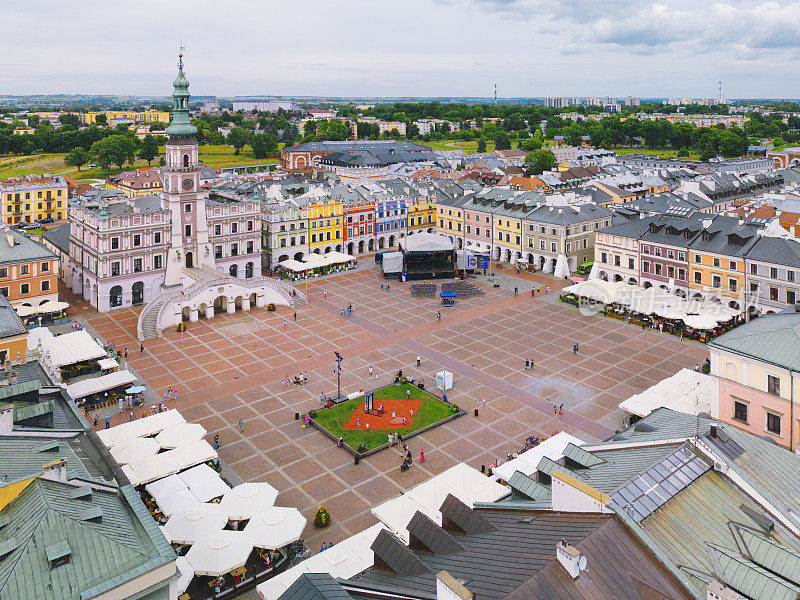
[
  {"left": 10, "top": 222, "right": 28, "bottom": 230},
  {"left": 37, "top": 218, "right": 55, "bottom": 224}
]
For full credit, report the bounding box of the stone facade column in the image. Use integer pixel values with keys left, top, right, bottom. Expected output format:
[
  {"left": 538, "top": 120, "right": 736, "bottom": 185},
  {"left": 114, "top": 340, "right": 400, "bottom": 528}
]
[
  {"left": 205, "top": 305, "right": 214, "bottom": 319},
  {"left": 189, "top": 307, "right": 199, "bottom": 322},
  {"left": 241, "top": 298, "right": 251, "bottom": 311},
  {"left": 226, "top": 299, "right": 236, "bottom": 314}
]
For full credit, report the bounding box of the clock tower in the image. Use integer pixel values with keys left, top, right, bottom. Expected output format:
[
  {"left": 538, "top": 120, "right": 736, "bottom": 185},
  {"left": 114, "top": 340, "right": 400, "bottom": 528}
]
[{"left": 162, "top": 51, "right": 214, "bottom": 287}]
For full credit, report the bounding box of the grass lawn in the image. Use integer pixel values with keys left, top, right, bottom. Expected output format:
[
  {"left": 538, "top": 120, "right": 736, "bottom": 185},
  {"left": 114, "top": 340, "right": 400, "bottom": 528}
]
[
  {"left": 425, "top": 139, "right": 525, "bottom": 154},
  {"left": 311, "top": 383, "right": 457, "bottom": 451},
  {"left": 610, "top": 147, "right": 700, "bottom": 161}
]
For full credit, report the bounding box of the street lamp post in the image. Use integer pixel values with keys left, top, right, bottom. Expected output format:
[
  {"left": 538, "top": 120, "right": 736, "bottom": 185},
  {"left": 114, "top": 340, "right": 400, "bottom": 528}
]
[{"left": 333, "top": 351, "right": 343, "bottom": 401}]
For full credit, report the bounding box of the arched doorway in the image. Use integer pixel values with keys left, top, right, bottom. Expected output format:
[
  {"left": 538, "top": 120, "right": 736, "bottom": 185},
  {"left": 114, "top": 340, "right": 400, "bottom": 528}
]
[
  {"left": 213, "top": 296, "right": 227, "bottom": 314},
  {"left": 229, "top": 264, "right": 238, "bottom": 277},
  {"left": 389, "top": 235, "right": 395, "bottom": 246},
  {"left": 234, "top": 296, "right": 244, "bottom": 310},
  {"left": 614, "top": 274, "right": 623, "bottom": 282},
  {"left": 628, "top": 277, "right": 637, "bottom": 285},
  {"left": 599, "top": 271, "right": 609, "bottom": 281},
  {"left": 198, "top": 302, "right": 208, "bottom": 318},
  {"left": 185, "top": 252, "right": 193, "bottom": 269},
  {"left": 110, "top": 285, "right": 122, "bottom": 308},
  {"left": 378, "top": 237, "right": 385, "bottom": 249},
  {"left": 245, "top": 262, "right": 253, "bottom": 278},
  {"left": 294, "top": 252, "right": 304, "bottom": 261},
  {"left": 539, "top": 256, "right": 546, "bottom": 270},
  {"left": 347, "top": 242, "right": 354, "bottom": 255},
  {"left": 368, "top": 239, "right": 375, "bottom": 251},
  {"left": 182, "top": 306, "right": 190, "bottom": 322},
  {"left": 358, "top": 240, "right": 364, "bottom": 254},
  {"left": 132, "top": 281, "right": 144, "bottom": 305}
]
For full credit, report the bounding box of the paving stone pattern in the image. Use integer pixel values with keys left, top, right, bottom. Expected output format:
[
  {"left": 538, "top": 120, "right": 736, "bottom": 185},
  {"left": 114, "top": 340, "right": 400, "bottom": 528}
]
[{"left": 69, "top": 268, "right": 709, "bottom": 551}]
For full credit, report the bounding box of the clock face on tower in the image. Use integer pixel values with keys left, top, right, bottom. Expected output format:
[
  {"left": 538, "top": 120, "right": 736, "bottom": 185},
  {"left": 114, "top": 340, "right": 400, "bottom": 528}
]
[{"left": 182, "top": 178, "right": 194, "bottom": 191}]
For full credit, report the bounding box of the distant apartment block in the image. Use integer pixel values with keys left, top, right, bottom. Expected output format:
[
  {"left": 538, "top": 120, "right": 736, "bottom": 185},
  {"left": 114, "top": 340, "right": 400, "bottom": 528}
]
[{"left": 0, "top": 175, "right": 68, "bottom": 223}]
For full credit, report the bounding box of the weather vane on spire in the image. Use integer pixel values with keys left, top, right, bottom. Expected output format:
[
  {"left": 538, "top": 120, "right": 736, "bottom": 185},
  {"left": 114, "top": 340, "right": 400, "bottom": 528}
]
[{"left": 178, "top": 42, "right": 185, "bottom": 70}]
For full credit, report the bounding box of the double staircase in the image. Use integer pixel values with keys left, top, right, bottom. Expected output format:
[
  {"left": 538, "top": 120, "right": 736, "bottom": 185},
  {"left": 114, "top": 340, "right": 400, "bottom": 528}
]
[{"left": 136, "top": 271, "right": 306, "bottom": 341}]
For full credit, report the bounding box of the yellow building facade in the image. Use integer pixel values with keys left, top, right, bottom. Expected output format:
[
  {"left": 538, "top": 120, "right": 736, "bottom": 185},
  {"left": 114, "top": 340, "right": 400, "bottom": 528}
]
[
  {"left": 408, "top": 199, "right": 436, "bottom": 233},
  {"left": 0, "top": 176, "right": 68, "bottom": 224},
  {"left": 79, "top": 111, "right": 170, "bottom": 125},
  {"left": 309, "top": 198, "right": 344, "bottom": 250},
  {"left": 436, "top": 201, "right": 463, "bottom": 235},
  {"left": 493, "top": 214, "right": 522, "bottom": 248},
  {"left": 689, "top": 250, "right": 745, "bottom": 301}
]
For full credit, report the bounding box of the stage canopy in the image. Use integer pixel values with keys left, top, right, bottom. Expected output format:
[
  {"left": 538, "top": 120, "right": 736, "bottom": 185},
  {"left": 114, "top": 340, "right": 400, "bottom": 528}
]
[
  {"left": 492, "top": 432, "right": 586, "bottom": 482},
  {"left": 620, "top": 368, "right": 716, "bottom": 418},
  {"left": 399, "top": 232, "right": 454, "bottom": 252}
]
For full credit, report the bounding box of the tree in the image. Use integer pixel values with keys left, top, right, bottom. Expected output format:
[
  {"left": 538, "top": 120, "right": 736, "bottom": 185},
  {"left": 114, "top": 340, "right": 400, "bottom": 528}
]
[
  {"left": 227, "top": 127, "right": 248, "bottom": 155},
  {"left": 495, "top": 131, "right": 511, "bottom": 150},
  {"left": 59, "top": 114, "right": 81, "bottom": 127},
  {"left": 251, "top": 133, "right": 278, "bottom": 159},
  {"left": 94, "top": 114, "right": 108, "bottom": 126},
  {"left": 90, "top": 134, "right": 137, "bottom": 170},
  {"left": 137, "top": 134, "right": 160, "bottom": 166},
  {"left": 519, "top": 138, "right": 542, "bottom": 152},
  {"left": 524, "top": 149, "right": 557, "bottom": 175},
  {"left": 303, "top": 120, "right": 317, "bottom": 137},
  {"left": 477, "top": 139, "right": 487, "bottom": 153},
  {"left": 64, "top": 148, "right": 89, "bottom": 171}
]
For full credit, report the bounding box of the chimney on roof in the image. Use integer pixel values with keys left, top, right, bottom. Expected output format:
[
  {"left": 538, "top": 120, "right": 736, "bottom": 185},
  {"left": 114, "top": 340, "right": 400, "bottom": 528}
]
[
  {"left": 556, "top": 539, "right": 586, "bottom": 579},
  {"left": 5, "top": 231, "right": 13, "bottom": 248},
  {"left": 436, "top": 571, "right": 475, "bottom": 600},
  {"left": 41, "top": 458, "right": 68, "bottom": 483},
  {"left": 0, "top": 404, "right": 13, "bottom": 435}
]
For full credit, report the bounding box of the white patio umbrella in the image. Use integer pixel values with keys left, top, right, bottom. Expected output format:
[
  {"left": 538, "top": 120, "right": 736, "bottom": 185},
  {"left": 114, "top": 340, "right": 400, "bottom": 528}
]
[
  {"left": 155, "top": 422, "right": 207, "bottom": 450},
  {"left": 156, "top": 487, "right": 200, "bottom": 518},
  {"left": 109, "top": 437, "right": 161, "bottom": 466},
  {"left": 178, "top": 464, "right": 230, "bottom": 503},
  {"left": 185, "top": 530, "right": 254, "bottom": 577},
  {"left": 164, "top": 502, "right": 229, "bottom": 545},
  {"left": 175, "top": 556, "right": 194, "bottom": 595},
  {"left": 145, "top": 473, "right": 188, "bottom": 501},
  {"left": 243, "top": 507, "right": 307, "bottom": 550},
  {"left": 220, "top": 483, "right": 279, "bottom": 521}
]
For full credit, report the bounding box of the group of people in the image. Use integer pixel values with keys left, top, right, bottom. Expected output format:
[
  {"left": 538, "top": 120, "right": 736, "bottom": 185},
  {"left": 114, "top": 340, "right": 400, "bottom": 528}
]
[
  {"left": 340, "top": 303, "right": 355, "bottom": 317},
  {"left": 380, "top": 283, "right": 391, "bottom": 292},
  {"left": 285, "top": 372, "right": 309, "bottom": 386},
  {"left": 531, "top": 285, "right": 551, "bottom": 297},
  {"left": 399, "top": 441, "right": 425, "bottom": 471},
  {"left": 319, "top": 541, "right": 336, "bottom": 552}
]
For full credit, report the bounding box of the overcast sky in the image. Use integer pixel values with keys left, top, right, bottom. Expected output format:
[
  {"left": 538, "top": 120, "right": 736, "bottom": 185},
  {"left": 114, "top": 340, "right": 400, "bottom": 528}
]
[{"left": 2, "top": 0, "right": 799, "bottom": 99}]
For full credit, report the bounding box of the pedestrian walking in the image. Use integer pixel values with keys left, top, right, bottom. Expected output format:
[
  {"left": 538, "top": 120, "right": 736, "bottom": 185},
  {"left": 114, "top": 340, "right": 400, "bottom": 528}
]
[
  {"left": 573, "top": 343, "right": 579, "bottom": 355},
  {"left": 531, "top": 288, "right": 535, "bottom": 298},
  {"left": 514, "top": 286, "right": 518, "bottom": 296},
  {"left": 420, "top": 448, "right": 426, "bottom": 463},
  {"left": 559, "top": 404, "right": 564, "bottom": 417},
  {"left": 293, "top": 311, "right": 297, "bottom": 321},
  {"left": 130, "top": 411, "right": 134, "bottom": 422},
  {"left": 436, "top": 310, "right": 441, "bottom": 321},
  {"left": 124, "top": 348, "right": 128, "bottom": 360},
  {"left": 525, "top": 360, "right": 530, "bottom": 371},
  {"left": 238, "top": 419, "right": 244, "bottom": 433},
  {"left": 369, "top": 365, "right": 373, "bottom": 377},
  {"left": 93, "top": 413, "right": 98, "bottom": 427},
  {"left": 303, "top": 371, "right": 308, "bottom": 384},
  {"left": 324, "top": 290, "right": 327, "bottom": 299},
  {"left": 407, "top": 389, "right": 411, "bottom": 400},
  {"left": 530, "top": 359, "right": 534, "bottom": 371},
  {"left": 536, "top": 286, "right": 540, "bottom": 295},
  {"left": 356, "top": 417, "right": 360, "bottom": 428},
  {"left": 416, "top": 355, "right": 421, "bottom": 367},
  {"left": 105, "top": 415, "right": 111, "bottom": 429},
  {"left": 140, "top": 343, "right": 144, "bottom": 355},
  {"left": 554, "top": 404, "right": 558, "bottom": 417},
  {"left": 341, "top": 308, "right": 345, "bottom": 317},
  {"left": 214, "top": 433, "right": 220, "bottom": 449}
]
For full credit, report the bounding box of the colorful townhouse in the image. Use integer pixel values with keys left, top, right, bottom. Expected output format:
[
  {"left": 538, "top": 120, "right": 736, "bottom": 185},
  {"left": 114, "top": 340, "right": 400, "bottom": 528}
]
[
  {"left": 340, "top": 188, "right": 376, "bottom": 255},
  {"left": 594, "top": 218, "right": 652, "bottom": 285},
  {"left": 407, "top": 198, "right": 436, "bottom": 235},
  {"left": 743, "top": 236, "right": 800, "bottom": 313},
  {"left": 637, "top": 215, "right": 704, "bottom": 294},
  {"left": 0, "top": 229, "right": 59, "bottom": 308},
  {"left": 0, "top": 175, "right": 68, "bottom": 224},
  {"left": 308, "top": 196, "right": 344, "bottom": 253},
  {"left": 687, "top": 215, "right": 756, "bottom": 307},
  {"left": 372, "top": 188, "right": 407, "bottom": 250},
  {"left": 710, "top": 313, "right": 800, "bottom": 450}
]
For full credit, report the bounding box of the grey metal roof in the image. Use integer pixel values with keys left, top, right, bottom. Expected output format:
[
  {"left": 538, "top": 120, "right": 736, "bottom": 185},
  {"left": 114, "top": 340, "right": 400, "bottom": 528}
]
[
  {"left": 407, "top": 512, "right": 464, "bottom": 554},
  {"left": 708, "top": 313, "right": 800, "bottom": 371},
  {"left": 351, "top": 509, "right": 693, "bottom": 600},
  {"left": 0, "top": 294, "right": 26, "bottom": 340},
  {"left": 745, "top": 236, "right": 800, "bottom": 268},
  {"left": 0, "top": 477, "right": 169, "bottom": 600},
  {"left": 0, "top": 435, "right": 114, "bottom": 484},
  {"left": 596, "top": 407, "right": 713, "bottom": 446},
  {"left": 0, "top": 230, "right": 56, "bottom": 266},
  {"left": 280, "top": 573, "right": 353, "bottom": 600},
  {"left": 42, "top": 223, "right": 70, "bottom": 254}
]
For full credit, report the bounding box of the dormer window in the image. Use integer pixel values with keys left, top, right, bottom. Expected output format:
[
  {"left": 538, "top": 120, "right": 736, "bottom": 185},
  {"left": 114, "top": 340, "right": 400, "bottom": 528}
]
[{"left": 45, "top": 541, "right": 71, "bottom": 569}]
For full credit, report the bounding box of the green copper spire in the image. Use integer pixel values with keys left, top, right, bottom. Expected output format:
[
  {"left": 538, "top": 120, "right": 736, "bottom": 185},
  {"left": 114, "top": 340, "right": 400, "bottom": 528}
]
[{"left": 165, "top": 51, "right": 198, "bottom": 137}]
